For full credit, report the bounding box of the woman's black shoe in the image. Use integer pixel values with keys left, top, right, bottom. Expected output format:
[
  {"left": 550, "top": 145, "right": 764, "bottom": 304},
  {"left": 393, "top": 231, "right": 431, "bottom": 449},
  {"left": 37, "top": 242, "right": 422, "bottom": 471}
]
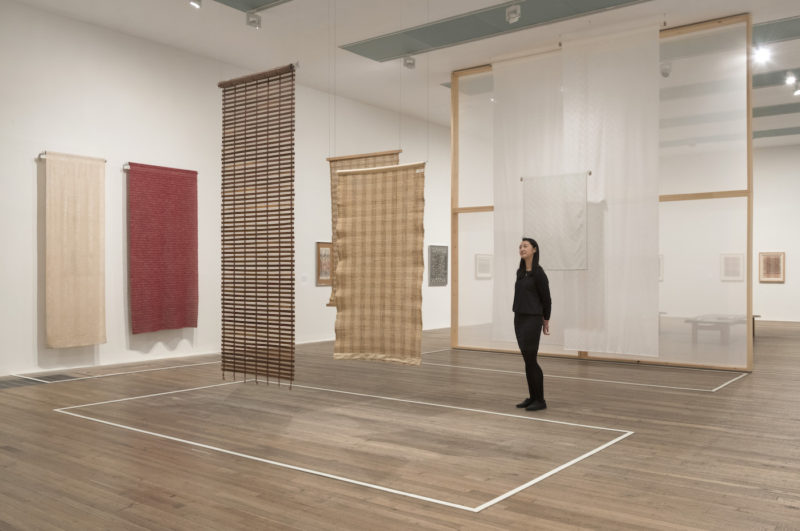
[
  {"left": 525, "top": 400, "right": 547, "bottom": 411},
  {"left": 516, "top": 398, "right": 534, "bottom": 408}
]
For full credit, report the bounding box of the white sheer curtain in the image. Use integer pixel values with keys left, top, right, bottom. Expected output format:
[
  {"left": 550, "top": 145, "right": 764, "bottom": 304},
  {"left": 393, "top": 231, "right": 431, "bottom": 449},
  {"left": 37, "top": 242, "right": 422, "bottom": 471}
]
[
  {"left": 492, "top": 24, "right": 660, "bottom": 357},
  {"left": 492, "top": 52, "right": 565, "bottom": 343},
  {"left": 522, "top": 172, "right": 588, "bottom": 271}
]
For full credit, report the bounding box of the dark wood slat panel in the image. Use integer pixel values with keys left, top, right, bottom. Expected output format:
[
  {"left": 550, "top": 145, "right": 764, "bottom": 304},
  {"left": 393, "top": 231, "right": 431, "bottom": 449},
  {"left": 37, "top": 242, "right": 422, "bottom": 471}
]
[
  {"left": 220, "top": 65, "right": 295, "bottom": 384},
  {"left": 218, "top": 63, "right": 295, "bottom": 87}
]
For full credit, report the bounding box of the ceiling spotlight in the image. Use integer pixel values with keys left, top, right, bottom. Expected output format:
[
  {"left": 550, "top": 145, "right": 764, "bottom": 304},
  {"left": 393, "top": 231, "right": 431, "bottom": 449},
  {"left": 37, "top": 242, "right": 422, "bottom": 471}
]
[
  {"left": 786, "top": 72, "right": 797, "bottom": 85},
  {"left": 246, "top": 12, "right": 261, "bottom": 29},
  {"left": 506, "top": 4, "right": 521, "bottom": 24},
  {"left": 189, "top": 0, "right": 201, "bottom": 8},
  {"left": 753, "top": 46, "right": 771, "bottom": 64},
  {"left": 403, "top": 56, "right": 415, "bottom": 70}
]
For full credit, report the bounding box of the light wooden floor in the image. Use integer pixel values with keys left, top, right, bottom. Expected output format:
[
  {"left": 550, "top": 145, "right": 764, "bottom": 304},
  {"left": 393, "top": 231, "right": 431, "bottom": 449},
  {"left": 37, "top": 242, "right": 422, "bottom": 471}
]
[{"left": 1, "top": 324, "right": 799, "bottom": 530}]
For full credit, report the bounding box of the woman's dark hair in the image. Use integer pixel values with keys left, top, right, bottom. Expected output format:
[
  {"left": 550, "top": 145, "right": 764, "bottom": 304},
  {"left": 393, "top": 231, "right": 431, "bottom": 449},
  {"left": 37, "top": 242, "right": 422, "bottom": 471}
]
[{"left": 517, "top": 237, "right": 540, "bottom": 274}]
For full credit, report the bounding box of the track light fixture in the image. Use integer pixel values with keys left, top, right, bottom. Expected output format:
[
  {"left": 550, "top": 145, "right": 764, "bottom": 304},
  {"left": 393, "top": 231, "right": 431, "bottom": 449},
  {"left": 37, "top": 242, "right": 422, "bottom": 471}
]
[
  {"left": 403, "top": 56, "right": 415, "bottom": 70},
  {"left": 506, "top": 4, "right": 521, "bottom": 24},
  {"left": 246, "top": 12, "right": 262, "bottom": 29},
  {"left": 189, "top": 0, "right": 201, "bottom": 8},
  {"left": 786, "top": 72, "right": 797, "bottom": 85}
]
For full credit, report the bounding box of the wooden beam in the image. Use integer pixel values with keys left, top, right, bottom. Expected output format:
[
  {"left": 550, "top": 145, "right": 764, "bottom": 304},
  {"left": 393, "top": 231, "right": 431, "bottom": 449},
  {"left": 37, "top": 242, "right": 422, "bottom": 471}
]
[
  {"left": 326, "top": 149, "right": 402, "bottom": 162},
  {"left": 453, "top": 206, "right": 494, "bottom": 214},
  {"left": 659, "top": 13, "right": 749, "bottom": 38},
  {"left": 659, "top": 190, "right": 748, "bottom": 202},
  {"left": 746, "top": 15, "right": 755, "bottom": 371},
  {"left": 452, "top": 64, "right": 492, "bottom": 77},
  {"left": 450, "top": 70, "right": 461, "bottom": 348}
]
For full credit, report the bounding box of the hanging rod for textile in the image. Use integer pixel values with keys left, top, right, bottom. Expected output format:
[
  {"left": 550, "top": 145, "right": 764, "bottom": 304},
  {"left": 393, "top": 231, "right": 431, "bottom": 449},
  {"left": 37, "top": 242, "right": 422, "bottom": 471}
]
[
  {"left": 37, "top": 150, "right": 107, "bottom": 163},
  {"left": 520, "top": 170, "right": 591, "bottom": 182},
  {"left": 123, "top": 163, "right": 130, "bottom": 171}
]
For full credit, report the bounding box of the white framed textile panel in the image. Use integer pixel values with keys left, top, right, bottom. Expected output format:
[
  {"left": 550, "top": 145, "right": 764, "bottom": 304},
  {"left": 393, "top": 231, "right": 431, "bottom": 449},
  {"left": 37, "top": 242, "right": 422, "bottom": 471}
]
[{"left": 491, "top": 51, "right": 565, "bottom": 347}]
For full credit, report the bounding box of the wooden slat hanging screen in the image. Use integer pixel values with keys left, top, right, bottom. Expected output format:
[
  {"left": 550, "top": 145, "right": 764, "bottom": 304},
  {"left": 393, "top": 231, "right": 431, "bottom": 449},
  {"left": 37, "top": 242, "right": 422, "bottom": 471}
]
[
  {"left": 219, "top": 65, "right": 295, "bottom": 384},
  {"left": 326, "top": 150, "right": 401, "bottom": 307}
]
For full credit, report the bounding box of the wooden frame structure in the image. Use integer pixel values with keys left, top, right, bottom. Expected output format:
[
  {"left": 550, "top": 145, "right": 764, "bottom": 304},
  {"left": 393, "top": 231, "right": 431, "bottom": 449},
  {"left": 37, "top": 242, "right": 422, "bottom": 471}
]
[{"left": 450, "top": 15, "right": 754, "bottom": 371}]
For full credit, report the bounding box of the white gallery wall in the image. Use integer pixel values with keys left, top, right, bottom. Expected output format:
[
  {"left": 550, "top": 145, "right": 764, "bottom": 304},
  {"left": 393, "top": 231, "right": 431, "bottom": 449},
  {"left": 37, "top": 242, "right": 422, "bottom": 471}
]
[
  {"left": 0, "top": 0, "right": 240, "bottom": 376},
  {"left": 0, "top": 0, "right": 451, "bottom": 376},
  {"left": 659, "top": 144, "right": 800, "bottom": 323},
  {"left": 658, "top": 196, "right": 747, "bottom": 318},
  {"left": 753, "top": 144, "right": 800, "bottom": 322},
  {"left": 656, "top": 144, "right": 800, "bottom": 323},
  {"left": 456, "top": 87, "right": 495, "bottom": 328}
]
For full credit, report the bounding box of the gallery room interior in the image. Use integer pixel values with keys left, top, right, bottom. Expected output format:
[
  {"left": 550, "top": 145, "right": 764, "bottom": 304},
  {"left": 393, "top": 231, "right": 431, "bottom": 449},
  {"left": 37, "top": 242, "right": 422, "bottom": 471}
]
[{"left": 1, "top": 0, "right": 800, "bottom": 528}]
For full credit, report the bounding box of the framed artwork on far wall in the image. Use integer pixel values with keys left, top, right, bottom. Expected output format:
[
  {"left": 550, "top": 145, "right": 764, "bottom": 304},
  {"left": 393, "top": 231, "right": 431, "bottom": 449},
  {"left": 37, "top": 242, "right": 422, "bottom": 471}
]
[
  {"left": 428, "top": 245, "right": 448, "bottom": 287},
  {"left": 720, "top": 253, "right": 744, "bottom": 282},
  {"left": 759, "top": 252, "right": 785, "bottom": 283},
  {"left": 475, "top": 254, "right": 493, "bottom": 280},
  {"left": 316, "top": 242, "right": 333, "bottom": 286}
]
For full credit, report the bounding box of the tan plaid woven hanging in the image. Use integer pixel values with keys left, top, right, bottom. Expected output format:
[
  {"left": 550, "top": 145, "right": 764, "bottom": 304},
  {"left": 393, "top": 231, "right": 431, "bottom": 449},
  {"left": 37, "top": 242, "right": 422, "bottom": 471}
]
[
  {"left": 326, "top": 150, "right": 401, "bottom": 307},
  {"left": 334, "top": 162, "right": 425, "bottom": 365}
]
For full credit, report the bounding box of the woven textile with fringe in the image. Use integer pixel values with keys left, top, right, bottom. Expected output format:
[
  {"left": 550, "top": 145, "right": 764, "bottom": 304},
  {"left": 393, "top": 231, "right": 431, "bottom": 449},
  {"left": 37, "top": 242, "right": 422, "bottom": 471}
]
[
  {"left": 327, "top": 150, "right": 401, "bottom": 307},
  {"left": 127, "top": 163, "right": 198, "bottom": 334},
  {"left": 44, "top": 152, "right": 107, "bottom": 348},
  {"left": 334, "top": 162, "right": 425, "bottom": 365}
]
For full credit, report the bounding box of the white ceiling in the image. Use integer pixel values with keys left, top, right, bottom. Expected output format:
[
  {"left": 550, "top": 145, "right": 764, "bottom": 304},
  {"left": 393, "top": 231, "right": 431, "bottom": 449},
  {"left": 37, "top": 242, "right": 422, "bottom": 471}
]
[{"left": 11, "top": 0, "right": 800, "bottom": 128}]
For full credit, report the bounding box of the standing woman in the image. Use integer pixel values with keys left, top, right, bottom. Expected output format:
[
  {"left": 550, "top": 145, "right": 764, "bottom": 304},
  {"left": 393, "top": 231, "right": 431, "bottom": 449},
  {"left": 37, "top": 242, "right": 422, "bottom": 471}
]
[{"left": 513, "top": 238, "right": 551, "bottom": 411}]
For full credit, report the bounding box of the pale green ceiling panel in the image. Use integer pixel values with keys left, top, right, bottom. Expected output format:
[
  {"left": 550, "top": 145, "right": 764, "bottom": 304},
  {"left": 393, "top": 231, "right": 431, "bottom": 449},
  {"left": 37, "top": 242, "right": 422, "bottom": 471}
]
[
  {"left": 342, "top": 0, "right": 652, "bottom": 62},
  {"left": 213, "top": 0, "right": 290, "bottom": 13},
  {"left": 753, "top": 15, "right": 800, "bottom": 45}
]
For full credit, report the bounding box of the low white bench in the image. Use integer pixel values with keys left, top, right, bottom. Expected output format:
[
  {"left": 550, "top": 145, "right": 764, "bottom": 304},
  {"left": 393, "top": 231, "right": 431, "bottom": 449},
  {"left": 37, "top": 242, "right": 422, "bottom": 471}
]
[{"left": 684, "top": 314, "right": 747, "bottom": 345}]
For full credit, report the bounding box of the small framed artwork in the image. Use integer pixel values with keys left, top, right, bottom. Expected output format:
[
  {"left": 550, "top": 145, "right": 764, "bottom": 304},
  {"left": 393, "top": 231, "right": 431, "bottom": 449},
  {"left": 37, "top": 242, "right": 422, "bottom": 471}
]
[
  {"left": 316, "top": 242, "right": 332, "bottom": 286},
  {"left": 759, "top": 252, "right": 785, "bottom": 283},
  {"left": 475, "top": 254, "right": 492, "bottom": 280},
  {"left": 428, "top": 245, "right": 448, "bottom": 287},
  {"left": 720, "top": 254, "right": 744, "bottom": 282}
]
